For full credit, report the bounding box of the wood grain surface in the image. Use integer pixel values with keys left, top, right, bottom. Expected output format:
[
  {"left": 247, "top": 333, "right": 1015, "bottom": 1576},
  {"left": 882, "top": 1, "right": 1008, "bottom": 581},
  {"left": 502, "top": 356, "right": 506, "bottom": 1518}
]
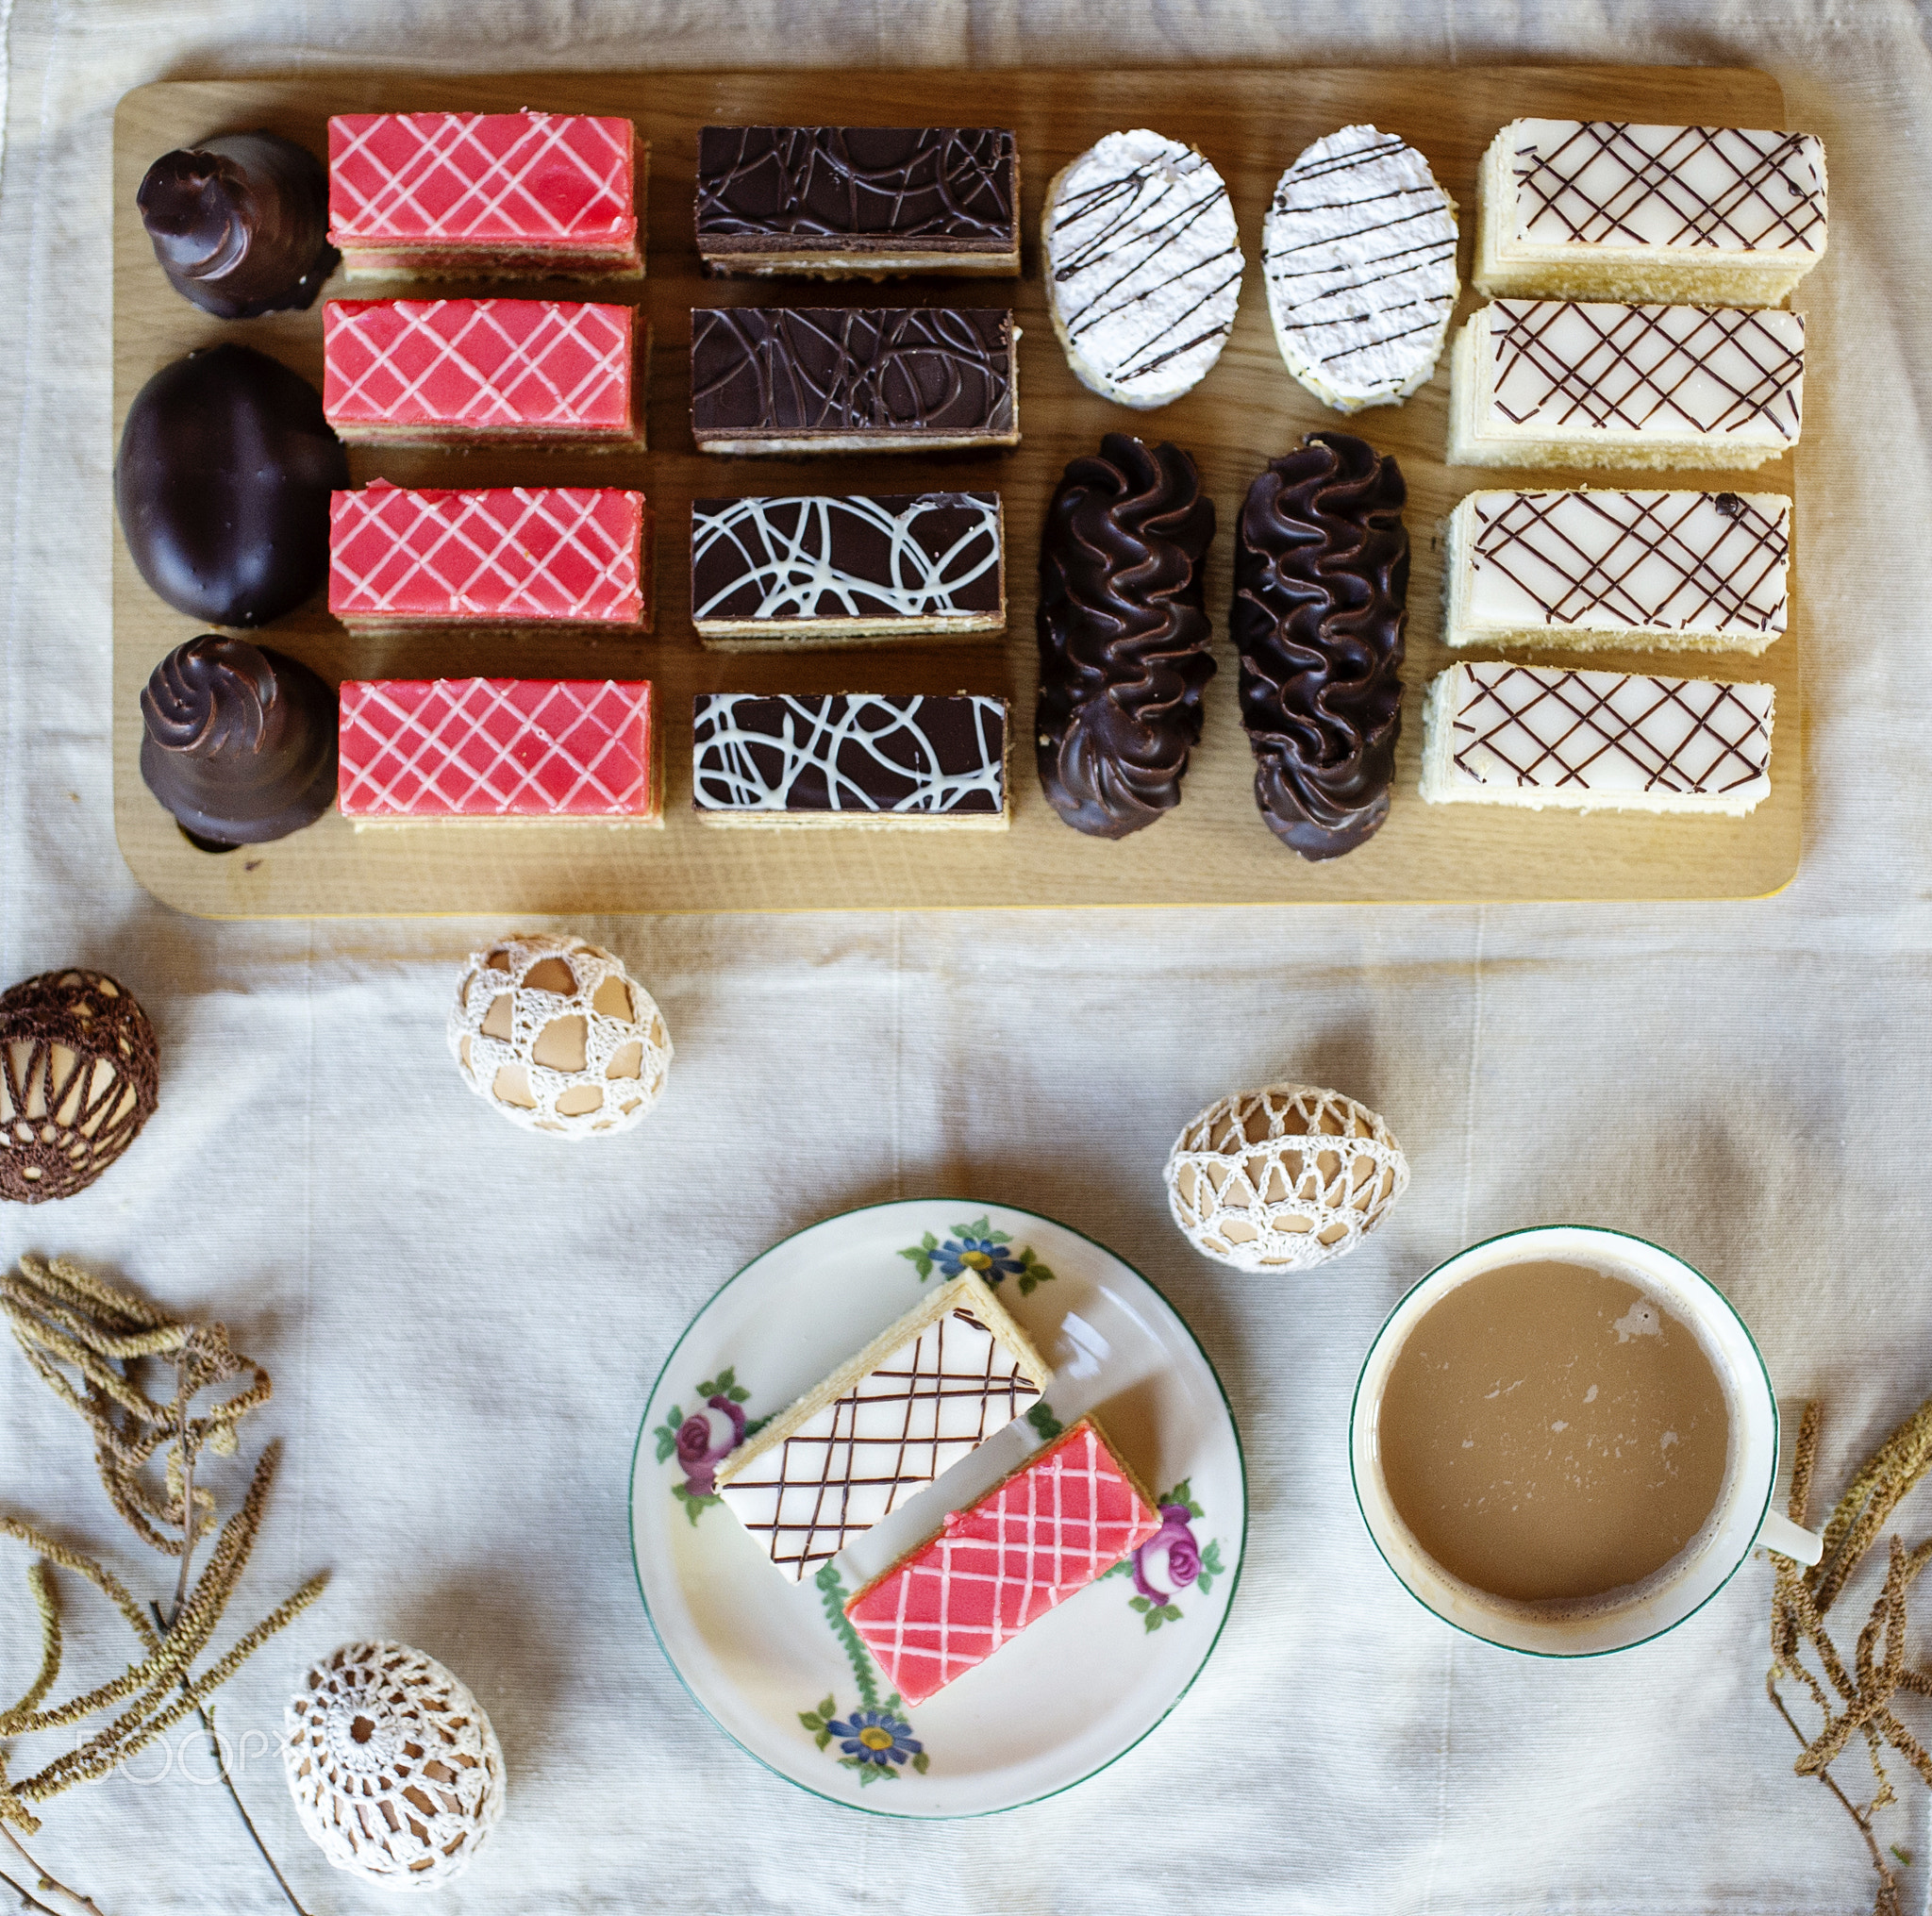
[{"left": 111, "top": 66, "right": 1800, "bottom": 916}]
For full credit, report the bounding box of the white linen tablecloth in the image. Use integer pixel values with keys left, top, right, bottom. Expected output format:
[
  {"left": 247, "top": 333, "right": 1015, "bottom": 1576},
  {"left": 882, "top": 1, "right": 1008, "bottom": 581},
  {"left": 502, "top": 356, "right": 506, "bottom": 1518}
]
[{"left": 3, "top": 2, "right": 1930, "bottom": 1909}]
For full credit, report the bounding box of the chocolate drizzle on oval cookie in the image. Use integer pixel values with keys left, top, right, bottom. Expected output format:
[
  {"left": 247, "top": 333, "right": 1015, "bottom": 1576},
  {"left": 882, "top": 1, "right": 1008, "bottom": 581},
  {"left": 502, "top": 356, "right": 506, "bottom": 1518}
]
[
  {"left": 1036, "top": 433, "right": 1216, "bottom": 840},
  {"left": 1232, "top": 432, "right": 1407, "bottom": 859},
  {"left": 140, "top": 634, "right": 340, "bottom": 847},
  {"left": 138, "top": 131, "right": 338, "bottom": 320}
]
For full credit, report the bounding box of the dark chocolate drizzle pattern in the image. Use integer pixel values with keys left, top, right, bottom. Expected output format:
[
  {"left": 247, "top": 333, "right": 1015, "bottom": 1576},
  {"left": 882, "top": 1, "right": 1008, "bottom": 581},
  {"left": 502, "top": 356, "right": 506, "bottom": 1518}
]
[
  {"left": 140, "top": 635, "right": 339, "bottom": 846},
  {"left": 1047, "top": 135, "right": 1242, "bottom": 392},
  {"left": 1513, "top": 122, "right": 1825, "bottom": 253},
  {"left": 1035, "top": 434, "right": 1216, "bottom": 840},
  {"left": 138, "top": 132, "right": 338, "bottom": 320},
  {"left": 1470, "top": 489, "right": 1788, "bottom": 634},
  {"left": 691, "top": 308, "right": 1013, "bottom": 439},
  {"left": 1449, "top": 662, "right": 1770, "bottom": 794},
  {"left": 1490, "top": 300, "right": 1804, "bottom": 439},
  {"left": 1231, "top": 432, "right": 1407, "bottom": 860},
  {"left": 695, "top": 127, "right": 1015, "bottom": 248}
]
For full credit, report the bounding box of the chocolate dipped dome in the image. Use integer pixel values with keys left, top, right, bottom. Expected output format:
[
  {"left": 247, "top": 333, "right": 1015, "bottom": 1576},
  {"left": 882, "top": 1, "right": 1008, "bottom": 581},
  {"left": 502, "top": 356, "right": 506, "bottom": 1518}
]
[
  {"left": 138, "top": 131, "right": 338, "bottom": 320},
  {"left": 140, "top": 635, "right": 338, "bottom": 847},
  {"left": 115, "top": 344, "right": 347, "bottom": 627},
  {"left": 1035, "top": 432, "right": 1217, "bottom": 839}
]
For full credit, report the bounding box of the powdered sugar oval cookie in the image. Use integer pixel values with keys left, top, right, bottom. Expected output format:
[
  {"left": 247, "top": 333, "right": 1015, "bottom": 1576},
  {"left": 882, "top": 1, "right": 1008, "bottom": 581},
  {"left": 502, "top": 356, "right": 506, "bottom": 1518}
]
[
  {"left": 1262, "top": 125, "right": 1458, "bottom": 413},
  {"left": 1043, "top": 128, "right": 1243, "bottom": 410}
]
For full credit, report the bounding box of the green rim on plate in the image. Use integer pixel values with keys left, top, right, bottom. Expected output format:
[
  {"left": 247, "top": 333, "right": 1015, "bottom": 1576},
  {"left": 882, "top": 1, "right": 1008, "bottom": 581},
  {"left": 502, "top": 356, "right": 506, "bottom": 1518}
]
[{"left": 628, "top": 1196, "right": 1248, "bottom": 1818}]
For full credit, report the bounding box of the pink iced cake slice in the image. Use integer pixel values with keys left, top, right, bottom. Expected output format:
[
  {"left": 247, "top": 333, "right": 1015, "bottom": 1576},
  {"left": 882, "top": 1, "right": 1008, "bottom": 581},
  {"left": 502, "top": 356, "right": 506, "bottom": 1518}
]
[
  {"left": 329, "top": 481, "right": 653, "bottom": 631},
  {"left": 844, "top": 1417, "right": 1159, "bottom": 1706},
  {"left": 323, "top": 297, "right": 645, "bottom": 447},
  {"left": 328, "top": 110, "right": 645, "bottom": 278},
  {"left": 337, "top": 678, "right": 661, "bottom": 826}
]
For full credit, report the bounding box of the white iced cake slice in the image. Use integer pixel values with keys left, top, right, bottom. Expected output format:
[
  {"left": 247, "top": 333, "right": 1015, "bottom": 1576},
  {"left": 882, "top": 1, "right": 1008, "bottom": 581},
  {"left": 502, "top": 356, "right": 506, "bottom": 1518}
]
[
  {"left": 1262, "top": 124, "right": 1459, "bottom": 413},
  {"left": 1447, "top": 299, "right": 1803, "bottom": 471},
  {"left": 715, "top": 1271, "right": 1048, "bottom": 1580},
  {"left": 1421, "top": 659, "right": 1773, "bottom": 816},
  {"left": 1444, "top": 488, "right": 1790, "bottom": 655},
  {"left": 1474, "top": 120, "right": 1826, "bottom": 306}
]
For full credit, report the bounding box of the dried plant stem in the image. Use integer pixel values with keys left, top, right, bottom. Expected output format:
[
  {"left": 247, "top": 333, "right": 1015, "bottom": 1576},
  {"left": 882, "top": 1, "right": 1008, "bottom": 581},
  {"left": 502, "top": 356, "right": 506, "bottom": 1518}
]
[
  {"left": 1768, "top": 1394, "right": 1932, "bottom": 1916},
  {"left": 0, "top": 1823, "right": 108, "bottom": 1916},
  {"left": 144, "top": 1590, "right": 312, "bottom": 1916}
]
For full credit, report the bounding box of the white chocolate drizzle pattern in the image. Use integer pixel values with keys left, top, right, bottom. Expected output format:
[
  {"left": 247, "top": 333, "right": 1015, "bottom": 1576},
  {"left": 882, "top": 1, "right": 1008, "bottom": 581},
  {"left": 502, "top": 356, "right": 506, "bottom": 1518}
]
[
  {"left": 691, "top": 492, "right": 1000, "bottom": 623},
  {"left": 1262, "top": 125, "right": 1458, "bottom": 408},
  {"left": 691, "top": 693, "right": 1006, "bottom": 815}
]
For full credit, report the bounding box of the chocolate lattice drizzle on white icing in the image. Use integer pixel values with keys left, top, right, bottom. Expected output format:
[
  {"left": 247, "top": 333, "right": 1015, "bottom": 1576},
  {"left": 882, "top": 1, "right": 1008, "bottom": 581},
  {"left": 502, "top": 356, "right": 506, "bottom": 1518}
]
[
  {"left": 692, "top": 692, "right": 1006, "bottom": 815},
  {"left": 1469, "top": 490, "right": 1789, "bottom": 635},
  {"left": 1046, "top": 129, "right": 1243, "bottom": 396},
  {"left": 718, "top": 1307, "right": 1041, "bottom": 1578},
  {"left": 1511, "top": 121, "right": 1826, "bottom": 253},
  {"left": 1448, "top": 660, "right": 1773, "bottom": 795},
  {"left": 1263, "top": 125, "right": 1458, "bottom": 405},
  {"left": 1489, "top": 300, "right": 1804, "bottom": 439},
  {"left": 691, "top": 492, "right": 1000, "bottom": 624}
]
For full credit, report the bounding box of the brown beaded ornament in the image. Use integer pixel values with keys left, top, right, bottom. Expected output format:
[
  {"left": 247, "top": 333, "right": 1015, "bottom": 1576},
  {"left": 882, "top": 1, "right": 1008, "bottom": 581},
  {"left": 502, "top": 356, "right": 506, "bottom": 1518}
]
[{"left": 0, "top": 971, "right": 159, "bottom": 1202}]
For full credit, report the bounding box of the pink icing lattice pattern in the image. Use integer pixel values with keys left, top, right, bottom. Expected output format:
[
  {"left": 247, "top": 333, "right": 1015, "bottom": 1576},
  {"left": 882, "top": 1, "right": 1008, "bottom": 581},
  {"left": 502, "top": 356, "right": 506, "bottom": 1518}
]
[
  {"left": 329, "top": 482, "right": 647, "bottom": 625},
  {"left": 328, "top": 111, "right": 636, "bottom": 245},
  {"left": 338, "top": 678, "right": 657, "bottom": 821},
  {"left": 323, "top": 298, "right": 635, "bottom": 432},
  {"left": 845, "top": 1419, "right": 1159, "bottom": 1706}
]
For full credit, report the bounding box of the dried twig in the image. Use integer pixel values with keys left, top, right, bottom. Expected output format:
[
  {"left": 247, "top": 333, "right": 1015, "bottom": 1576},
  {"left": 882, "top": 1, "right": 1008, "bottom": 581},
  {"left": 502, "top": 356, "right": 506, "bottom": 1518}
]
[
  {"left": 0, "top": 1255, "right": 325, "bottom": 1915},
  {"left": 1768, "top": 1394, "right": 1932, "bottom": 1916}
]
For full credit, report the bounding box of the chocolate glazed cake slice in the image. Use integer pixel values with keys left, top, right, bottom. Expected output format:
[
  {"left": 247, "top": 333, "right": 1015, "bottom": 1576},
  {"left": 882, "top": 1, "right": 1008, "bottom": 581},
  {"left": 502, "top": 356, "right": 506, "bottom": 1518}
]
[
  {"left": 1232, "top": 432, "right": 1407, "bottom": 859},
  {"left": 1036, "top": 434, "right": 1216, "bottom": 839}
]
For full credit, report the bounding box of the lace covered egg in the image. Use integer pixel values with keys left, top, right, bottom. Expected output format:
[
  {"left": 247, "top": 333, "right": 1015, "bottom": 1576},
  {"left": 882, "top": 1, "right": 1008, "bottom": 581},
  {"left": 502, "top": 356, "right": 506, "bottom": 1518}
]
[
  {"left": 1165, "top": 1082, "right": 1407, "bottom": 1270},
  {"left": 283, "top": 1640, "right": 506, "bottom": 1891},
  {"left": 447, "top": 933, "right": 672, "bottom": 1139}
]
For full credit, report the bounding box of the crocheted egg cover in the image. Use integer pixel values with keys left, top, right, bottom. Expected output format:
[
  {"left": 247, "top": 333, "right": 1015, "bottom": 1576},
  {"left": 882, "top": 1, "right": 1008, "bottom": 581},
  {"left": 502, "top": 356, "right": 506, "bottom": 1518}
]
[
  {"left": 445, "top": 932, "right": 672, "bottom": 1139},
  {"left": 1164, "top": 1082, "right": 1407, "bottom": 1271},
  {"left": 0, "top": 970, "right": 158, "bottom": 1203},
  {"left": 283, "top": 1640, "right": 506, "bottom": 1891}
]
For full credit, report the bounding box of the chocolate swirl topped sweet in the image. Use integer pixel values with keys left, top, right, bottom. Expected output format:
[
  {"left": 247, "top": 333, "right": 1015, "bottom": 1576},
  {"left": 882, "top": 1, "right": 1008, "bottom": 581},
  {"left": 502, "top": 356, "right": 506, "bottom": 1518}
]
[
  {"left": 140, "top": 636, "right": 339, "bottom": 847},
  {"left": 1036, "top": 434, "right": 1216, "bottom": 839},
  {"left": 1232, "top": 432, "right": 1407, "bottom": 860},
  {"left": 138, "top": 131, "right": 337, "bottom": 320}
]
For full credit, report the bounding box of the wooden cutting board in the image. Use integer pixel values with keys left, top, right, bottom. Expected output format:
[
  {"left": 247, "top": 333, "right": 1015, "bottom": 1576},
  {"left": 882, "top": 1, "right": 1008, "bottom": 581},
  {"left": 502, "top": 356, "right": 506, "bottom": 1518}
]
[{"left": 111, "top": 66, "right": 1802, "bottom": 916}]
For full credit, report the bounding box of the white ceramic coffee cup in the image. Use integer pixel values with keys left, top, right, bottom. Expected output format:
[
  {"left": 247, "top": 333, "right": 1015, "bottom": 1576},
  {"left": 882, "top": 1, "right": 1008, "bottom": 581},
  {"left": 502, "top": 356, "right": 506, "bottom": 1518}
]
[{"left": 1349, "top": 1225, "right": 1822, "bottom": 1657}]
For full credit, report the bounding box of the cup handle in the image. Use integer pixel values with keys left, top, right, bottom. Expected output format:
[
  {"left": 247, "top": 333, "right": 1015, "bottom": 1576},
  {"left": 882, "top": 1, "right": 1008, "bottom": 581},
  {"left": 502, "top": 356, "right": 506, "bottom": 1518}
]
[{"left": 1760, "top": 1509, "right": 1824, "bottom": 1567}]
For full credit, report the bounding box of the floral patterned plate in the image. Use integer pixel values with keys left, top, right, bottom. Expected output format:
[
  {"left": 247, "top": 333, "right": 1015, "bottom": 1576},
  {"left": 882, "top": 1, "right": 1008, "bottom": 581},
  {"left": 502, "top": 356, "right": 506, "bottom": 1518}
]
[{"left": 628, "top": 1198, "right": 1246, "bottom": 1817}]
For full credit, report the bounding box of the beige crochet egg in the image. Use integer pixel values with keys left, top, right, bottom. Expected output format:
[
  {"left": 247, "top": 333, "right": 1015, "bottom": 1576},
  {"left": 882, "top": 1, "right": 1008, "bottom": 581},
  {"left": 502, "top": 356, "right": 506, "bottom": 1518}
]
[
  {"left": 1165, "top": 1082, "right": 1407, "bottom": 1271},
  {"left": 446, "top": 933, "right": 672, "bottom": 1139},
  {"left": 283, "top": 1640, "right": 506, "bottom": 1892}
]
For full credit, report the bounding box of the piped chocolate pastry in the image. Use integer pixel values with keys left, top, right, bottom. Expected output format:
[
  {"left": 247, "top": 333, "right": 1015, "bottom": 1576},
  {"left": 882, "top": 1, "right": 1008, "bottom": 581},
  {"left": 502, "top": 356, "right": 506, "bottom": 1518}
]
[
  {"left": 1036, "top": 434, "right": 1215, "bottom": 839},
  {"left": 1231, "top": 433, "right": 1407, "bottom": 860},
  {"left": 138, "top": 131, "right": 338, "bottom": 319},
  {"left": 116, "top": 344, "right": 348, "bottom": 627},
  {"left": 695, "top": 126, "right": 1018, "bottom": 276},
  {"left": 140, "top": 635, "right": 338, "bottom": 847}
]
